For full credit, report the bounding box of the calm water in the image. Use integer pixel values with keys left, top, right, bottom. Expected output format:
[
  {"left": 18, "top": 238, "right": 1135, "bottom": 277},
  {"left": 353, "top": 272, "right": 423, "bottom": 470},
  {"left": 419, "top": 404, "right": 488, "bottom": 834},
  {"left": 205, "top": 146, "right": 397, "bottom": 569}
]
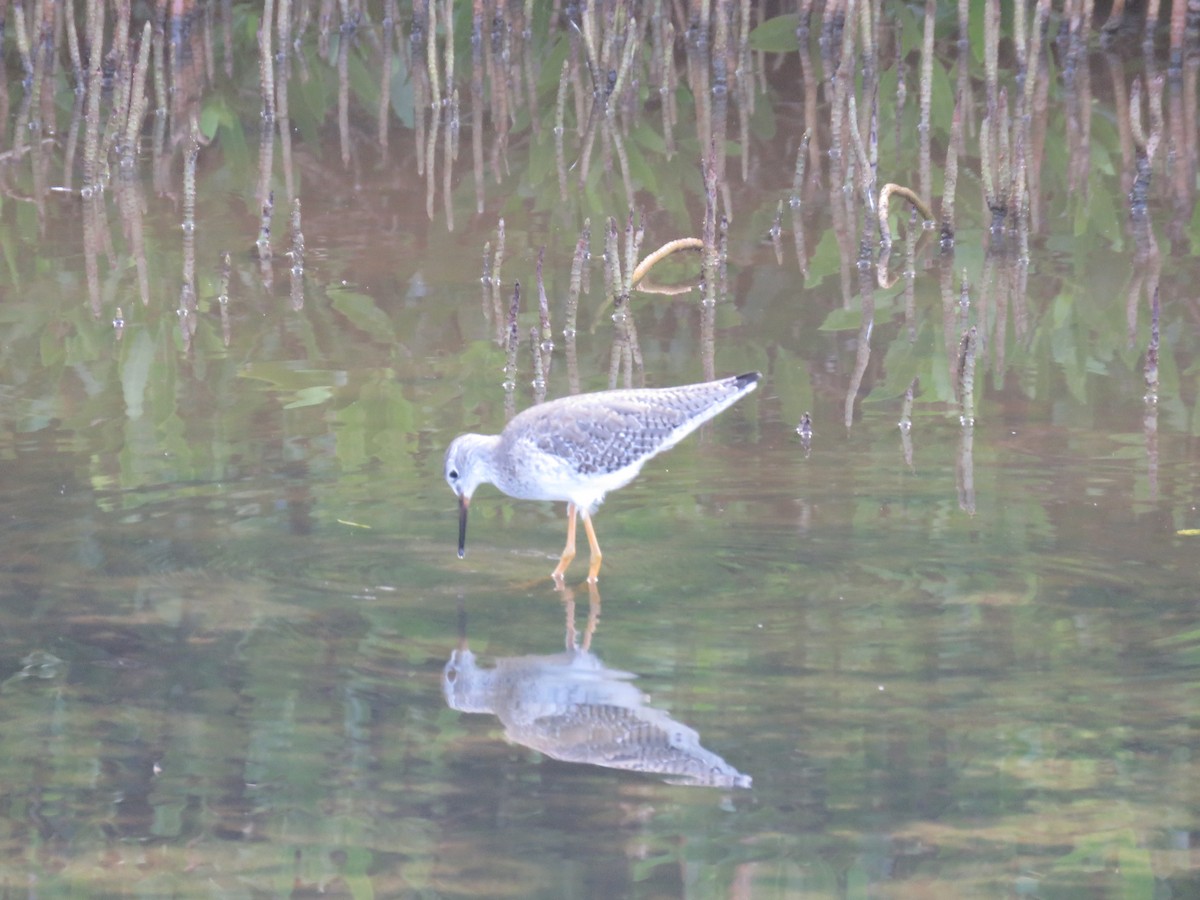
[{"left": 1, "top": 1, "right": 1199, "bottom": 897}]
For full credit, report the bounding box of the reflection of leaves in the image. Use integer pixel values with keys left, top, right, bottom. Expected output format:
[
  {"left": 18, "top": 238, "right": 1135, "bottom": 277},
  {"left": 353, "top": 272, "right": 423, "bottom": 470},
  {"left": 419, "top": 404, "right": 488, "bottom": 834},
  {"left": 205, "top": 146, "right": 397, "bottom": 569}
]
[
  {"left": 1155, "top": 626, "right": 1200, "bottom": 667},
  {"left": 331, "top": 288, "right": 397, "bottom": 343},
  {"left": 292, "top": 49, "right": 332, "bottom": 145},
  {"left": 804, "top": 230, "right": 841, "bottom": 290},
  {"left": 284, "top": 386, "right": 334, "bottom": 409},
  {"left": 771, "top": 348, "right": 813, "bottom": 426},
  {"left": 818, "top": 308, "right": 862, "bottom": 331},
  {"left": 346, "top": 39, "right": 381, "bottom": 111},
  {"left": 1117, "top": 839, "right": 1154, "bottom": 899},
  {"left": 818, "top": 293, "right": 901, "bottom": 333},
  {"left": 65, "top": 309, "right": 109, "bottom": 367},
  {"left": 334, "top": 376, "right": 415, "bottom": 470},
  {"left": 624, "top": 134, "right": 662, "bottom": 195},
  {"left": 389, "top": 65, "right": 414, "bottom": 129},
  {"left": 1046, "top": 294, "right": 1089, "bottom": 404},
  {"left": 120, "top": 329, "right": 155, "bottom": 420},
  {"left": 0, "top": 223, "right": 19, "bottom": 288},
  {"left": 240, "top": 362, "right": 327, "bottom": 390},
  {"left": 40, "top": 327, "right": 66, "bottom": 369},
  {"left": 893, "top": 3, "right": 923, "bottom": 56},
  {"left": 340, "top": 846, "right": 377, "bottom": 900},
  {"left": 1041, "top": 830, "right": 1153, "bottom": 900},
  {"left": 747, "top": 858, "right": 834, "bottom": 895},
  {"left": 748, "top": 15, "right": 800, "bottom": 53},
  {"left": 198, "top": 101, "right": 223, "bottom": 141},
  {"left": 533, "top": 35, "right": 572, "bottom": 96},
  {"left": 869, "top": 325, "right": 924, "bottom": 403},
  {"left": 455, "top": 341, "right": 511, "bottom": 416},
  {"left": 198, "top": 96, "right": 250, "bottom": 174},
  {"left": 240, "top": 362, "right": 338, "bottom": 410}
]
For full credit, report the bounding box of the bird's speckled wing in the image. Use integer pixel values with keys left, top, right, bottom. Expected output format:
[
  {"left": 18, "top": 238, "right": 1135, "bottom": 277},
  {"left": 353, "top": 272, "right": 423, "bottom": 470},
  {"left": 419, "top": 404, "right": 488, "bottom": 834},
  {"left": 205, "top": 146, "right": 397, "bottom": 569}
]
[{"left": 508, "top": 376, "right": 754, "bottom": 477}]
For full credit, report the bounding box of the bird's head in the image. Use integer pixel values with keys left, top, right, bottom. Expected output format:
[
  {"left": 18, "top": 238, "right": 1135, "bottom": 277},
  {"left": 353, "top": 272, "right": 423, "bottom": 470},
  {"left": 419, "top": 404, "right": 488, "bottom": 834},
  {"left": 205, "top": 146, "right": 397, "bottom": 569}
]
[
  {"left": 444, "top": 433, "right": 497, "bottom": 558},
  {"left": 443, "top": 433, "right": 495, "bottom": 500}
]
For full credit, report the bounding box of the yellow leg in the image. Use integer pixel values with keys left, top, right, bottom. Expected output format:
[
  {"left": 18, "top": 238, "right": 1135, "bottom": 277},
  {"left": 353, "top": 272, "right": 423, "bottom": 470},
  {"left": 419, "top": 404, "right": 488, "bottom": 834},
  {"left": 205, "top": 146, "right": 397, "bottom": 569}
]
[
  {"left": 581, "top": 509, "right": 603, "bottom": 583},
  {"left": 551, "top": 502, "right": 578, "bottom": 584}
]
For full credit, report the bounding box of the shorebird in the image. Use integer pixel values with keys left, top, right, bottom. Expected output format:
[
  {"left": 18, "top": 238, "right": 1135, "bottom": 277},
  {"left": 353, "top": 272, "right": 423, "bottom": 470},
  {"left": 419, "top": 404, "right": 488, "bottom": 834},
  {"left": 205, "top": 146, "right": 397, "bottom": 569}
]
[{"left": 444, "top": 371, "right": 761, "bottom": 582}]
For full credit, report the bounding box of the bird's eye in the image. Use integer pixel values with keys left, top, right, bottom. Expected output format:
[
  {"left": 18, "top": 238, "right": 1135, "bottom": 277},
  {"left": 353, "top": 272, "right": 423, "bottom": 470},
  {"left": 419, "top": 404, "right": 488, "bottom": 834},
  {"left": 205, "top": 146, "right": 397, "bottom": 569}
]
[{"left": 448, "top": 468, "right": 459, "bottom": 481}]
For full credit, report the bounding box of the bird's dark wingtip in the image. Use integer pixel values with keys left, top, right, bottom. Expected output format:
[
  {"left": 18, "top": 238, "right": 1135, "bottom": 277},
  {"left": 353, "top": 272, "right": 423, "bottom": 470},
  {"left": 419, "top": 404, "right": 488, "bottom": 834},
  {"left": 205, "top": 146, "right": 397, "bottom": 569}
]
[{"left": 735, "top": 371, "right": 763, "bottom": 390}]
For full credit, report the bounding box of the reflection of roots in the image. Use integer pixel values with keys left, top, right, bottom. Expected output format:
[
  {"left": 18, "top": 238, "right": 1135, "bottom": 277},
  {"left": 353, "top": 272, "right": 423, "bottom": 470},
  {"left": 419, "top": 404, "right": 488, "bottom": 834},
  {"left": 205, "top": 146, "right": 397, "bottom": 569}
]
[
  {"left": 591, "top": 236, "right": 705, "bottom": 330},
  {"left": 631, "top": 279, "right": 697, "bottom": 296},
  {"left": 631, "top": 237, "right": 703, "bottom": 287},
  {"left": 879, "top": 183, "right": 934, "bottom": 221},
  {"left": 878, "top": 183, "right": 934, "bottom": 247}
]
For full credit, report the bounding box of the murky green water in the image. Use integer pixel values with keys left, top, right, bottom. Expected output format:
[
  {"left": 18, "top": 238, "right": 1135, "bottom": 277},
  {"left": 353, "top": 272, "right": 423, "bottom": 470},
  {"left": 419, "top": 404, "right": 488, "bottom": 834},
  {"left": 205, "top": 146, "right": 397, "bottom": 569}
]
[{"left": 1, "top": 1, "right": 1199, "bottom": 896}]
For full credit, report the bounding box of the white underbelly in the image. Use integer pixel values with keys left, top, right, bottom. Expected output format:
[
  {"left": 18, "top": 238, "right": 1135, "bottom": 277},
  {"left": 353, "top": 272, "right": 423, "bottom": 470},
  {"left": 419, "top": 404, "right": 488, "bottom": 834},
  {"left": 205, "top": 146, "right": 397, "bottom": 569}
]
[{"left": 501, "top": 460, "right": 645, "bottom": 510}]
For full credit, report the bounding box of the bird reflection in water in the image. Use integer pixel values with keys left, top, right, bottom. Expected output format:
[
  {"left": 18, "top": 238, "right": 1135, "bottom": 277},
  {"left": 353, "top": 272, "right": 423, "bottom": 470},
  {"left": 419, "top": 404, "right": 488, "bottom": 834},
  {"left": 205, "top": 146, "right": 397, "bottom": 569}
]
[{"left": 443, "top": 586, "right": 751, "bottom": 789}]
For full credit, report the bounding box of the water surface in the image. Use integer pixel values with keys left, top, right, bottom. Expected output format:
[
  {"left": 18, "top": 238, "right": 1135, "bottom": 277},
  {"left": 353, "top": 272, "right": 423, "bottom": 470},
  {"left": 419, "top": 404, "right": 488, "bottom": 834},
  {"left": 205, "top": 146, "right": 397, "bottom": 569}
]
[{"left": 1, "top": 2, "right": 1199, "bottom": 896}]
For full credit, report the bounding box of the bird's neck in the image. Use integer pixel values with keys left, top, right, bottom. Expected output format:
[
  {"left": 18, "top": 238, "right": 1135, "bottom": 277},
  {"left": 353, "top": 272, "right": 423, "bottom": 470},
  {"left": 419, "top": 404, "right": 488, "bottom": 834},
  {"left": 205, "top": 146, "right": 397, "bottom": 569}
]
[{"left": 464, "top": 433, "right": 503, "bottom": 485}]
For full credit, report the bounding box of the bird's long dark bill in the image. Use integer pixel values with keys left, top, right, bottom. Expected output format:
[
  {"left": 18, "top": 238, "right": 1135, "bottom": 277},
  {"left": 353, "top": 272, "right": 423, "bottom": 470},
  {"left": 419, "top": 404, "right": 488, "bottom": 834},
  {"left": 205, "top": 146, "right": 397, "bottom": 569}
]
[{"left": 457, "top": 496, "right": 469, "bottom": 558}]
